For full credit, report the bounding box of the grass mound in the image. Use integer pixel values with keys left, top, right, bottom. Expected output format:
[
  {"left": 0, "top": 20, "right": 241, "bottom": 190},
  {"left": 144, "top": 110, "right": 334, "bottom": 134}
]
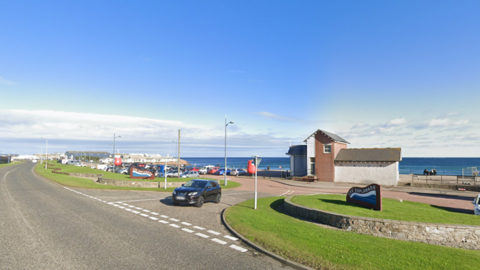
[
  {"left": 225, "top": 197, "right": 480, "bottom": 270},
  {"left": 291, "top": 194, "right": 479, "bottom": 225}
]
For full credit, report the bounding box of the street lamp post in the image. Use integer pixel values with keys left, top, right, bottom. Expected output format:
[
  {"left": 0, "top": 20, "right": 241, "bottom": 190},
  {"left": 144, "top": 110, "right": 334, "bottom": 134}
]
[
  {"left": 113, "top": 133, "right": 121, "bottom": 172},
  {"left": 41, "top": 138, "right": 48, "bottom": 169},
  {"left": 225, "top": 116, "right": 234, "bottom": 186}
]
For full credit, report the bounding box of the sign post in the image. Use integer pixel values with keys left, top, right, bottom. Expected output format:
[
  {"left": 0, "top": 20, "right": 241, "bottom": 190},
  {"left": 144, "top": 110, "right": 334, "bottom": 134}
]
[
  {"left": 164, "top": 161, "right": 167, "bottom": 189},
  {"left": 252, "top": 156, "right": 262, "bottom": 210}
]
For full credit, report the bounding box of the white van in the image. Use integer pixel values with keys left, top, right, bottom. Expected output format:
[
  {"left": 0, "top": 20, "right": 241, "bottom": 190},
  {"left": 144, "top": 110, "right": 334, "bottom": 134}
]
[{"left": 61, "top": 159, "right": 69, "bottom": 165}]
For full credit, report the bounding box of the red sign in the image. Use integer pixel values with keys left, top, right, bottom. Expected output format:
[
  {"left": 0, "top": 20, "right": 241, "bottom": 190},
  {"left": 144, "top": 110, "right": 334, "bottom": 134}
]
[
  {"left": 247, "top": 160, "right": 256, "bottom": 174},
  {"left": 114, "top": 157, "right": 122, "bottom": 166}
]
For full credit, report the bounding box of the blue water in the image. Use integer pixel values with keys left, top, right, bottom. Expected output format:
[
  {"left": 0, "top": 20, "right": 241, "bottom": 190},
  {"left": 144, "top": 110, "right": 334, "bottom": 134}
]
[
  {"left": 183, "top": 157, "right": 480, "bottom": 176},
  {"left": 183, "top": 157, "right": 290, "bottom": 171},
  {"left": 351, "top": 194, "right": 377, "bottom": 205}
]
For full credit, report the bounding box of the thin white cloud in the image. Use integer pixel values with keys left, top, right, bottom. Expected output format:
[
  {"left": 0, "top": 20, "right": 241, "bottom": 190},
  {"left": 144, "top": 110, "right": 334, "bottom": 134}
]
[
  {"left": 255, "top": 111, "right": 304, "bottom": 123},
  {"left": 0, "top": 76, "right": 17, "bottom": 85}
]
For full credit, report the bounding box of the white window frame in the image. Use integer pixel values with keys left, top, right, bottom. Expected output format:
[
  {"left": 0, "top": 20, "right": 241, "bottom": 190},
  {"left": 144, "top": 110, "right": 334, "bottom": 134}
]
[{"left": 323, "top": 144, "right": 332, "bottom": 154}]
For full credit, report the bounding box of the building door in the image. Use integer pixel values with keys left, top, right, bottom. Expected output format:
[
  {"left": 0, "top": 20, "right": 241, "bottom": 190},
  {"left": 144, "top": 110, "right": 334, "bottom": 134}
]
[{"left": 310, "top": 157, "right": 315, "bottom": 175}]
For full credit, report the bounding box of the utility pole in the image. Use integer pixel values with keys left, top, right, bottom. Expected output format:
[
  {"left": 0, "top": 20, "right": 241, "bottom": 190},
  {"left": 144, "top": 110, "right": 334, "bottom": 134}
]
[{"left": 177, "top": 129, "right": 181, "bottom": 179}]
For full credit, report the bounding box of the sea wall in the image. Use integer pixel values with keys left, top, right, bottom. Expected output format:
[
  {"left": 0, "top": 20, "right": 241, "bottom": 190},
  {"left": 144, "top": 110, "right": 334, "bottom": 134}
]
[
  {"left": 284, "top": 195, "right": 480, "bottom": 250},
  {"left": 411, "top": 183, "right": 480, "bottom": 192}
]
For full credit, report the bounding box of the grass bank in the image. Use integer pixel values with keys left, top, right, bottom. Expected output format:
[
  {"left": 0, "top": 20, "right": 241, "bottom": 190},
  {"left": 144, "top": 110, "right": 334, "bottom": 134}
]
[
  {"left": 225, "top": 197, "right": 480, "bottom": 270},
  {"left": 0, "top": 162, "right": 20, "bottom": 169},
  {"left": 36, "top": 162, "right": 240, "bottom": 191},
  {"left": 291, "top": 194, "right": 479, "bottom": 226}
]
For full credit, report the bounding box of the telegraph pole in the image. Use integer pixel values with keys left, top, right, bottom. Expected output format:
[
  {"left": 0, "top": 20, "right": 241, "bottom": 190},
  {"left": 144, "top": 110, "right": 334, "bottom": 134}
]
[{"left": 177, "top": 129, "right": 181, "bottom": 179}]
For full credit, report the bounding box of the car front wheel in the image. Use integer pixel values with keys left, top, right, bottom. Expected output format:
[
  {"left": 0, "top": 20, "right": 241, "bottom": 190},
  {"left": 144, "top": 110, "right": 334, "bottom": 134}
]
[
  {"left": 196, "top": 196, "right": 204, "bottom": 208},
  {"left": 214, "top": 193, "right": 221, "bottom": 203}
]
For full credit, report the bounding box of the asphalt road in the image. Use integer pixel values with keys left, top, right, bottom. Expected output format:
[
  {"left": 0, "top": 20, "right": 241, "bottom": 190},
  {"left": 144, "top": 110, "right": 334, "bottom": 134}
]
[{"left": 0, "top": 163, "right": 293, "bottom": 269}]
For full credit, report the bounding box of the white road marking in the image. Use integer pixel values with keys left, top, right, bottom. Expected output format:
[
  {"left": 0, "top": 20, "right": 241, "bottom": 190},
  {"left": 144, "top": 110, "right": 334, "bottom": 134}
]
[
  {"left": 118, "top": 206, "right": 125, "bottom": 209},
  {"left": 170, "top": 218, "right": 179, "bottom": 222},
  {"left": 182, "top": 228, "right": 194, "bottom": 233},
  {"left": 149, "top": 217, "right": 159, "bottom": 221},
  {"left": 195, "top": 233, "right": 209, "bottom": 238},
  {"left": 125, "top": 208, "right": 132, "bottom": 211},
  {"left": 207, "top": 230, "right": 220, "bottom": 235},
  {"left": 142, "top": 210, "right": 150, "bottom": 212},
  {"left": 169, "top": 224, "right": 181, "bottom": 228},
  {"left": 193, "top": 226, "right": 205, "bottom": 230},
  {"left": 140, "top": 214, "right": 149, "bottom": 217},
  {"left": 212, "top": 238, "right": 227, "bottom": 245},
  {"left": 159, "top": 220, "right": 169, "bottom": 224},
  {"left": 115, "top": 198, "right": 161, "bottom": 203},
  {"left": 160, "top": 215, "right": 169, "bottom": 218},
  {"left": 131, "top": 211, "right": 140, "bottom": 214},
  {"left": 230, "top": 245, "right": 248, "bottom": 252},
  {"left": 135, "top": 207, "right": 142, "bottom": 210},
  {"left": 151, "top": 212, "right": 159, "bottom": 215},
  {"left": 181, "top": 222, "right": 191, "bottom": 226},
  {"left": 224, "top": 235, "right": 238, "bottom": 241}
]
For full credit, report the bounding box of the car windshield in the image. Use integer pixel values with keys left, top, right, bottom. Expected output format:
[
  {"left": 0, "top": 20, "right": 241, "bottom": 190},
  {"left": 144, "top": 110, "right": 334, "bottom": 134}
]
[{"left": 184, "top": 180, "right": 207, "bottom": 188}]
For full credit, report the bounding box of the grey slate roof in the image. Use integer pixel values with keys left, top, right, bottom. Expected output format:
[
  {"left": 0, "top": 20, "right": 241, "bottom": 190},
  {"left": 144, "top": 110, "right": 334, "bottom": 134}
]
[
  {"left": 335, "top": 148, "right": 402, "bottom": 162},
  {"left": 303, "top": 129, "right": 349, "bottom": 144},
  {"left": 286, "top": 145, "right": 307, "bottom": 156}
]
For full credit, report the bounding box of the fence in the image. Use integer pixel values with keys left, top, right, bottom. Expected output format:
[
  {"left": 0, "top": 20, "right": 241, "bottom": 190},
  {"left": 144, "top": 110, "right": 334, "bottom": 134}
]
[{"left": 411, "top": 174, "right": 479, "bottom": 186}]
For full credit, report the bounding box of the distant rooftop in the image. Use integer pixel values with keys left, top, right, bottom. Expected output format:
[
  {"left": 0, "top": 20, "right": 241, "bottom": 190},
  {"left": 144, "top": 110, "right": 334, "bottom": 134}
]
[
  {"left": 335, "top": 148, "right": 402, "bottom": 162},
  {"left": 304, "top": 129, "right": 349, "bottom": 144}
]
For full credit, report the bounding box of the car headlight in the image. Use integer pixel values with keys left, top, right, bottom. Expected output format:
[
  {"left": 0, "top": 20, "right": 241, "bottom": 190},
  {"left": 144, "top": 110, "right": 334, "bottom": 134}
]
[{"left": 189, "top": 192, "right": 198, "bottom": 196}]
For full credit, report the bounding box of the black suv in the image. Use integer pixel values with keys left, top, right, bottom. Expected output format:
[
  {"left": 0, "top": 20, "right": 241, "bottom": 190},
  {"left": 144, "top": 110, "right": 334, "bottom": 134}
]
[{"left": 171, "top": 179, "right": 221, "bottom": 207}]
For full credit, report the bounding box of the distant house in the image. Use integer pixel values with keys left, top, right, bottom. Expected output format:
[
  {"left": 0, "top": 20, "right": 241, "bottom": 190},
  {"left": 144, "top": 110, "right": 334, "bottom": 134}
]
[{"left": 286, "top": 129, "right": 402, "bottom": 186}]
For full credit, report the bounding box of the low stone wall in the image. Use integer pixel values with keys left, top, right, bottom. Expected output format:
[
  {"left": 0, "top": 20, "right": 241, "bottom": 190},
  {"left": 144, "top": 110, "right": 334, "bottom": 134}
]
[
  {"left": 97, "top": 178, "right": 185, "bottom": 188},
  {"left": 411, "top": 183, "right": 480, "bottom": 192},
  {"left": 284, "top": 196, "right": 480, "bottom": 250},
  {"left": 69, "top": 173, "right": 103, "bottom": 181}
]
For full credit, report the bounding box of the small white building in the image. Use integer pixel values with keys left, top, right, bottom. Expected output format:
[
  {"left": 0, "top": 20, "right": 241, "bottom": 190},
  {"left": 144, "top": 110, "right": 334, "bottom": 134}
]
[{"left": 286, "top": 129, "right": 402, "bottom": 186}]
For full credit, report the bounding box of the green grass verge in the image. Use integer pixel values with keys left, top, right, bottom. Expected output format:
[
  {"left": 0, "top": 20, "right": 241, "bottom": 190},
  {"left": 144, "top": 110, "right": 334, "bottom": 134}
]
[
  {"left": 0, "top": 162, "right": 20, "bottom": 168},
  {"left": 36, "top": 162, "right": 240, "bottom": 191},
  {"left": 291, "top": 194, "right": 479, "bottom": 226},
  {"left": 225, "top": 197, "right": 480, "bottom": 270}
]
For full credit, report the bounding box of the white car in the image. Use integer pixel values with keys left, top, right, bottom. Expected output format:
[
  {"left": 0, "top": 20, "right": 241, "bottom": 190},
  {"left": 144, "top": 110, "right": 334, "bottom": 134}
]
[
  {"left": 473, "top": 194, "right": 480, "bottom": 215},
  {"left": 199, "top": 165, "right": 215, "bottom": 174},
  {"left": 180, "top": 171, "right": 200, "bottom": 178}
]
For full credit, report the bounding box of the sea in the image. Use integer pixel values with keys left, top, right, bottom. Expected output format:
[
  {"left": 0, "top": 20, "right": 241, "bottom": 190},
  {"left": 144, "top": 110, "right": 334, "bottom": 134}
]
[{"left": 182, "top": 157, "right": 480, "bottom": 176}]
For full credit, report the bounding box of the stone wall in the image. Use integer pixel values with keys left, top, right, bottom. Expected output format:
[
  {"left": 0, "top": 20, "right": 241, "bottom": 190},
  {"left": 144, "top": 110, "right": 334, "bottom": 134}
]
[
  {"left": 411, "top": 183, "right": 480, "bottom": 192},
  {"left": 68, "top": 173, "right": 104, "bottom": 181},
  {"left": 284, "top": 195, "right": 480, "bottom": 250}
]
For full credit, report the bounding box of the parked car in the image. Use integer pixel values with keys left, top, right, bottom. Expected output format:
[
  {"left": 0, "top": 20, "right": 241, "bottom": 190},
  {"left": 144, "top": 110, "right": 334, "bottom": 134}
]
[
  {"left": 473, "top": 194, "right": 480, "bottom": 215},
  {"left": 180, "top": 171, "right": 200, "bottom": 178},
  {"left": 118, "top": 168, "right": 129, "bottom": 174},
  {"left": 166, "top": 170, "right": 179, "bottom": 177},
  {"left": 171, "top": 179, "right": 221, "bottom": 207},
  {"left": 208, "top": 167, "right": 220, "bottom": 174},
  {"left": 230, "top": 168, "right": 247, "bottom": 176},
  {"left": 213, "top": 168, "right": 231, "bottom": 175}
]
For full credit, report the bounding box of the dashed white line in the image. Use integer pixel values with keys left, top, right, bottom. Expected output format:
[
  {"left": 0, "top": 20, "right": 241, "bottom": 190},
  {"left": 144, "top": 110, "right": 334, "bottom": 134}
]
[
  {"left": 169, "top": 224, "right": 181, "bottom": 228},
  {"left": 159, "top": 220, "right": 169, "bottom": 224},
  {"left": 195, "top": 233, "right": 209, "bottom": 238},
  {"left": 118, "top": 206, "right": 125, "bottom": 209},
  {"left": 181, "top": 222, "right": 191, "bottom": 226},
  {"left": 212, "top": 238, "right": 227, "bottom": 245},
  {"left": 142, "top": 210, "right": 150, "bottom": 212},
  {"left": 131, "top": 211, "right": 140, "bottom": 214},
  {"left": 230, "top": 245, "right": 248, "bottom": 252},
  {"left": 140, "top": 214, "right": 149, "bottom": 217},
  {"left": 224, "top": 235, "right": 238, "bottom": 241},
  {"left": 182, "top": 228, "right": 194, "bottom": 233},
  {"left": 170, "top": 218, "right": 179, "bottom": 222},
  {"left": 135, "top": 207, "right": 142, "bottom": 210},
  {"left": 193, "top": 226, "right": 205, "bottom": 230},
  {"left": 160, "top": 215, "right": 169, "bottom": 218},
  {"left": 207, "top": 230, "right": 220, "bottom": 235},
  {"left": 151, "top": 212, "right": 159, "bottom": 215},
  {"left": 125, "top": 208, "right": 132, "bottom": 212},
  {"left": 149, "top": 217, "right": 159, "bottom": 221}
]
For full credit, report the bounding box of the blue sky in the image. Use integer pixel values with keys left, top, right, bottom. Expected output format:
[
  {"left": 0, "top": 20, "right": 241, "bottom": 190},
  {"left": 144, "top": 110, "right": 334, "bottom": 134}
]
[{"left": 1, "top": 0, "right": 479, "bottom": 157}]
